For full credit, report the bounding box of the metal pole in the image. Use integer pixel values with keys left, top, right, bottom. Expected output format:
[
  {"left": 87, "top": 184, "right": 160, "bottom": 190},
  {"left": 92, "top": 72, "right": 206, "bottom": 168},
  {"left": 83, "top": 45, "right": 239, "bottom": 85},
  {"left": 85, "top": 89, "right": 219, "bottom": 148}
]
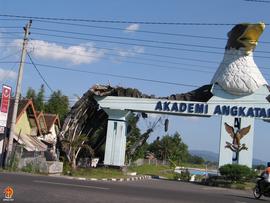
[{"left": 5, "top": 20, "right": 32, "bottom": 166}]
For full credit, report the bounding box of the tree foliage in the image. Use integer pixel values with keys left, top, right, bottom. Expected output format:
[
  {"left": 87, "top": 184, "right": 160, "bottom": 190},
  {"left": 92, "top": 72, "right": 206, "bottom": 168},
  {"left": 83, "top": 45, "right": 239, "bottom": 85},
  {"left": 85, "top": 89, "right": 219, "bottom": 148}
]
[
  {"left": 45, "top": 90, "right": 69, "bottom": 122},
  {"left": 26, "top": 85, "right": 69, "bottom": 121},
  {"left": 148, "top": 132, "right": 189, "bottom": 163},
  {"left": 26, "top": 87, "right": 36, "bottom": 100},
  {"left": 219, "top": 164, "right": 256, "bottom": 182},
  {"left": 26, "top": 85, "right": 45, "bottom": 111},
  {"left": 35, "top": 84, "right": 45, "bottom": 111}
]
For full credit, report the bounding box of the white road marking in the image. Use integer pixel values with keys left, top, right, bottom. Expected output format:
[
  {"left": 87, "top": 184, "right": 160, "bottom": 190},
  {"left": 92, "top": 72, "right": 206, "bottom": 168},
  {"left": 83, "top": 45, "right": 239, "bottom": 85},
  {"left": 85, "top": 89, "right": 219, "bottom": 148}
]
[{"left": 33, "top": 180, "right": 110, "bottom": 190}]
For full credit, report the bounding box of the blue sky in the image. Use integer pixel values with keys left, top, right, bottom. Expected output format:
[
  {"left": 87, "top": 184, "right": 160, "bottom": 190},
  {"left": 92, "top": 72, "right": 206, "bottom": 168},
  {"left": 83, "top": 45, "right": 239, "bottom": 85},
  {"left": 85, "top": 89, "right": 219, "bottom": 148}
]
[{"left": 0, "top": 0, "right": 270, "bottom": 162}]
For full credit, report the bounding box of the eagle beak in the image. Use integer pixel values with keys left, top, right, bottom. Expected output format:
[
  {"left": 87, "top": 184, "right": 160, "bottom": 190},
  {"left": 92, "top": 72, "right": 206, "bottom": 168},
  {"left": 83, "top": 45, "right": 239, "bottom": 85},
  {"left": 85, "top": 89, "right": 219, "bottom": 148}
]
[{"left": 237, "top": 22, "right": 265, "bottom": 52}]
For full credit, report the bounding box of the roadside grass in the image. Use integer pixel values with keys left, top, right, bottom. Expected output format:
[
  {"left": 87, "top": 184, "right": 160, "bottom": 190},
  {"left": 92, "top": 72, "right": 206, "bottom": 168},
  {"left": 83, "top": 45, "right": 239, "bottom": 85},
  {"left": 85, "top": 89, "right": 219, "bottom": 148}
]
[
  {"left": 64, "top": 164, "right": 175, "bottom": 179},
  {"left": 67, "top": 163, "right": 210, "bottom": 180},
  {"left": 71, "top": 167, "right": 128, "bottom": 179}
]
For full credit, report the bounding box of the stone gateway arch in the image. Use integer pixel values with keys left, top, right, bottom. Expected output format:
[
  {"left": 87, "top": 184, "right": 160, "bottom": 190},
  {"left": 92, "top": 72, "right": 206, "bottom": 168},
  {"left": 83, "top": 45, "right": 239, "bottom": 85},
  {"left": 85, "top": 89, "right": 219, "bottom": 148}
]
[{"left": 60, "top": 22, "right": 269, "bottom": 168}]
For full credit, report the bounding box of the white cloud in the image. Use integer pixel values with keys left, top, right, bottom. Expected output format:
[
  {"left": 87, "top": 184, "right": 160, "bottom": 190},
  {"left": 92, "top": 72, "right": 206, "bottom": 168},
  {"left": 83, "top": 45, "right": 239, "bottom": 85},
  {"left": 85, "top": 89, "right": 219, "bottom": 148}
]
[
  {"left": 116, "top": 46, "right": 145, "bottom": 58},
  {"left": 125, "top": 24, "right": 140, "bottom": 33},
  {"left": 0, "top": 68, "right": 17, "bottom": 81},
  {"left": 12, "top": 39, "right": 104, "bottom": 65}
]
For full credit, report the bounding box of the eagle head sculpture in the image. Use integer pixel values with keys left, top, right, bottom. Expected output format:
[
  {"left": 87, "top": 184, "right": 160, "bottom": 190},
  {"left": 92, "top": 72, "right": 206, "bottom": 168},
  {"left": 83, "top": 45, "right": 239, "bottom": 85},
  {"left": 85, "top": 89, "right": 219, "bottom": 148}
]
[{"left": 211, "top": 22, "right": 268, "bottom": 95}]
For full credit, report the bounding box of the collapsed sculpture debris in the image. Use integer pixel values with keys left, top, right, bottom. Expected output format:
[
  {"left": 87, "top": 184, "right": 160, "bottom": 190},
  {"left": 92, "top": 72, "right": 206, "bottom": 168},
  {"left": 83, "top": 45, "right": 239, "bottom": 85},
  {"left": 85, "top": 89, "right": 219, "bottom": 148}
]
[{"left": 59, "top": 84, "right": 213, "bottom": 163}]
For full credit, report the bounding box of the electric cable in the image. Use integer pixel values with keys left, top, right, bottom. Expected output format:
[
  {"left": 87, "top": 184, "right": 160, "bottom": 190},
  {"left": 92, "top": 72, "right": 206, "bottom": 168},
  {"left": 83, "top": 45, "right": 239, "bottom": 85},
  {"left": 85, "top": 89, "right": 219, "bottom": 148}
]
[
  {"left": 23, "top": 61, "right": 200, "bottom": 88},
  {"left": 26, "top": 52, "right": 54, "bottom": 92},
  {"left": 31, "top": 27, "right": 224, "bottom": 50},
  {"left": 29, "top": 37, "right": 219, "bottom": 64},
  {"left": 0, "top": 14, "right": 239, "bottom": 25}
]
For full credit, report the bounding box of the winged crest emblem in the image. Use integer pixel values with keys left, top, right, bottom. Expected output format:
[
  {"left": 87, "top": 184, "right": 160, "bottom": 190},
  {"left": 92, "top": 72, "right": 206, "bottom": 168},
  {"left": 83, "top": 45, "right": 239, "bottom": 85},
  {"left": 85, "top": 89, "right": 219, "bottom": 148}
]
[{"left": 224, "top": 122, "right": 251, "bottom": 152}]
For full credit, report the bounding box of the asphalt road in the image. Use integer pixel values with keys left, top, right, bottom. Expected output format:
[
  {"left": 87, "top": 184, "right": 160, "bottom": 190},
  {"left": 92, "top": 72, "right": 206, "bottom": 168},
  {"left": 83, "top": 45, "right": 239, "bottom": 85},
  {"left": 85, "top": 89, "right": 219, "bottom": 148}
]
[{"left": 0, "top": 172, "right": 267, "bottom": 203}]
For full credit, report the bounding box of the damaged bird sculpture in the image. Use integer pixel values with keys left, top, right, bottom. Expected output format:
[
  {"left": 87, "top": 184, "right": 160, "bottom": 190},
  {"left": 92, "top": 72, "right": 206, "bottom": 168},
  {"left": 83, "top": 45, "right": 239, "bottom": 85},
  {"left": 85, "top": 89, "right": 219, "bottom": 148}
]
[{"left": 211, "top": 22, "right": 267, "bottom": 95}]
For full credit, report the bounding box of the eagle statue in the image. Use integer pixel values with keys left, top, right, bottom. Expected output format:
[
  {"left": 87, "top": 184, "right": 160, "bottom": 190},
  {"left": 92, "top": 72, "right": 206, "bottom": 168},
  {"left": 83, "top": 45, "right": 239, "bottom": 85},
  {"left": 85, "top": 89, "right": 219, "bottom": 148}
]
[{"left": 211, "top": 22, "right": 268, "bottom": 95}]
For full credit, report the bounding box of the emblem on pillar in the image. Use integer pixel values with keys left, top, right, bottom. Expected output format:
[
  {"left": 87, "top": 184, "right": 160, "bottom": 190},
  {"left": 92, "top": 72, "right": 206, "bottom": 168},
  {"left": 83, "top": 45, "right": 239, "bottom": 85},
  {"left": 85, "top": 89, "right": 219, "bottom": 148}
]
[{"left": 224, "top": 118, "right": 251, "bottom": 163}]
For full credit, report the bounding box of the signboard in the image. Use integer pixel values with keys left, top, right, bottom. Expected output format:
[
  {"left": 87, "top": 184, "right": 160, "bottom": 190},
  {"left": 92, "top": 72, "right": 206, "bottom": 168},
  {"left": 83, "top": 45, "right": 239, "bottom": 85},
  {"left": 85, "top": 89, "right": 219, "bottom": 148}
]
[
  {"left": 154, "top": 101, "right": 270, "bottom": 118},
  {"left": 0, "top": 85, "right": 12, "bottom": 127}
]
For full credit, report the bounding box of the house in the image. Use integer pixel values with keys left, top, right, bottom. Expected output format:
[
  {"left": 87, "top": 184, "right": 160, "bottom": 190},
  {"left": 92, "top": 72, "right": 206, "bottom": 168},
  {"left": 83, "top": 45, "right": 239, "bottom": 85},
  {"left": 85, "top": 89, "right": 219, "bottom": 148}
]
[
  {"left": 6, "top": 99, "right": 47, "bottom": 152},
  {"left": 41, "top": 113, "right": 61, "bottom": 155},
  {"left": 0, "top": 98, "right": 63, "bottom": 172},
  {"left": 3, "top": 99, "right": 62, "bottom": 154}
]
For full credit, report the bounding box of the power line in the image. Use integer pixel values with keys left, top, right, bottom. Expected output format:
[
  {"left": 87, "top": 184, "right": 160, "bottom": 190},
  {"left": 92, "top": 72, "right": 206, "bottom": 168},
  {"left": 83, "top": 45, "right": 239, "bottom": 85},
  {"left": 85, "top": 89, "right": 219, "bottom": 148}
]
[
  {"left": 30, "top": 32, "right": 225, "bottom": 55},
  {"left": 1, "top": 25, "right": 268, "bottom": 80},
  {"left": 29, "top": 28, "right": 270, "bottom": 54},
  {"left": 31, "top": 27, "right": 224, "bottom": 50},
  {"left": 32, "top": 19, "right": 228, "bottom": 41},
  {"left": 0, "top": 31, "right": 22, "bottom": 35},
  {"left": 0, "top": 26, "right": 22, "bottom": 29},
  {"left": 31, "top": 19, "right": 270, "bottom": 44},
  {"left": 0, "top": 36, "right": 21, "bottom": 40},
  {"left": 1, "top": 60, "right": 270, "bottom": 89},
  {"left": 0, "top": 62, "right": 18, "bottom": 85},
  {"left": 26, "top": 52, "right": 53, "bottom": 92},
  {"left": 30, "top": 37, "right": 219, "bottom": 64},
  {"left": 28, "top": 39, "right": 270, "bottom": 73},
  {"left": 0, "top": 51, "right": 21, "bottom": 87},
  {"left": 28, "top": 35, "right": 230, "bottom": 67},
  {"left": 2, "top": 16, "right": 270, "bottom": 44},
  {"left": 2, "top": 53, "right": 269, "bottom": 82},
  {"left": 1, "top": 49, "right": 270, "bottom": 76},
  {"left": 28, "top": 39, "right": 218, "bottom": 72},
  {"left": 0, "top": 50, "right": 21, "bottom": 61},
  {"left": 23, "top": 61, "right": 200, "bottom": 88},
  {"left": 29, "top": 32, "right": 270, "bottom": 59},
  {"left": 25, "top": 61, "right": 270, "bottom": 88},
  {"left": 0, "top": 30, "right": 23, "bottom": 39},
  {"left": 0, "top": 14, "right": 239, "bottom": 25},
  {"left": 28, "top": 39, "right": 270, "bottom": 77}
]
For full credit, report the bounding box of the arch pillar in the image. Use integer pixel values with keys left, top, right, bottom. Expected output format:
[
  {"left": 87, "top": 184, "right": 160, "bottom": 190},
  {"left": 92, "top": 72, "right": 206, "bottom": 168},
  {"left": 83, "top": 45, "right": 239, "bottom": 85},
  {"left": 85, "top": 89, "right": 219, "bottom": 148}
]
[
  {"left": 103, "top": 109, "right": 130, "bottom": 166},
  {"left": 218, "top": 116, "right": 255, "bottom": 168}
]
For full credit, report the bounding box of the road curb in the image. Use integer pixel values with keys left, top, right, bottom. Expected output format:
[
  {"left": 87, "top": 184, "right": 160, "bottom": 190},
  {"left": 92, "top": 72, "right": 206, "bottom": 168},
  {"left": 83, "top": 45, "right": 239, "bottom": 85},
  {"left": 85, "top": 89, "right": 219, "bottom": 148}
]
[
  {"left": 61, "top": 175, "right": 152, "bottom": 182},
  {"left": 0, "top": 171, "right": 152, "bottom": 182}
]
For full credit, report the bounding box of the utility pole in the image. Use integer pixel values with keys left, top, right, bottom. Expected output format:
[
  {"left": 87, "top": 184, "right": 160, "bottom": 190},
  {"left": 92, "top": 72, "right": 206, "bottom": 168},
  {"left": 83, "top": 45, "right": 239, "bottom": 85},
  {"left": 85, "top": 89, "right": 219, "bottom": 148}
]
[{"left": 5, "top": 20, "right": 32, "bottom": 166}]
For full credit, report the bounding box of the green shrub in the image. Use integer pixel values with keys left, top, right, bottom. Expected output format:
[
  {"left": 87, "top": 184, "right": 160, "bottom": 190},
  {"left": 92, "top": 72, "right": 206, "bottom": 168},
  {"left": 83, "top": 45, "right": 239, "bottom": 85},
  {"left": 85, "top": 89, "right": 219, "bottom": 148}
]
[{"left": 219, "top": 164, "right": 256, "bottom": 183}]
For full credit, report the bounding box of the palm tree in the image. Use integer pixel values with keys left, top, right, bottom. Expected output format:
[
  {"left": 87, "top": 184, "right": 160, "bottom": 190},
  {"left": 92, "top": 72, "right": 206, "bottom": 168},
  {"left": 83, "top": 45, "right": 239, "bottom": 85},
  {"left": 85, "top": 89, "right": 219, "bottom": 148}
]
[{"left": 61, "top": 134, "right": 94, "bottom": 169}]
